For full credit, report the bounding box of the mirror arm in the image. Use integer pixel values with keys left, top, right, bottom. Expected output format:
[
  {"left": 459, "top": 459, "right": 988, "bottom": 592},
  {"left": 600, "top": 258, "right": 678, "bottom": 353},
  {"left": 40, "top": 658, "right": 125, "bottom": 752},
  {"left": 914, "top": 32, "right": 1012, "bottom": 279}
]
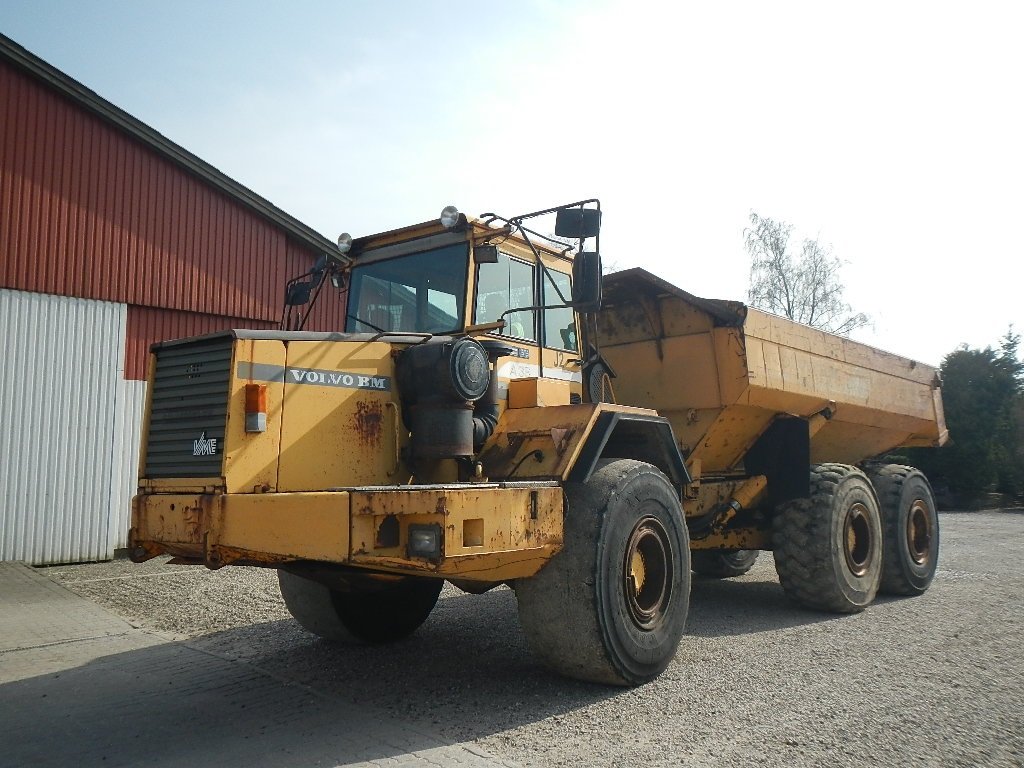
[
  {"left": 293, "top": 260, "right": 349, "bottom": 331},
  {"left": 509, "top": 198, "right": 601, "bottom": 225},
  {"left": 499, "top": 300, "right": 597, "bottom": 316},
  {"left": 485, "top": 211, "right": 583, "bottom": 253},
  {"left": 294, "top": 268, "right": 328, "bottom": 331},
  {"left": 543, "top": 262, "right": 571, "bottom": 305}
]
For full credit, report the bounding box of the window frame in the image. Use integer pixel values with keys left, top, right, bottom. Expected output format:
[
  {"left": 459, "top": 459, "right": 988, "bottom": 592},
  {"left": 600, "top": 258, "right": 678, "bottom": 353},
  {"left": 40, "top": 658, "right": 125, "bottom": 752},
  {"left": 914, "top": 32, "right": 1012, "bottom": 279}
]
[
  {"left": 473, "top": 251, "right": 539, "bottom": 342},
  {"left": 542, "top": 267, "right": 578, "bottom": 352},
  {"left": 473, "top": 249, "right": 578, "bottom": 352}
]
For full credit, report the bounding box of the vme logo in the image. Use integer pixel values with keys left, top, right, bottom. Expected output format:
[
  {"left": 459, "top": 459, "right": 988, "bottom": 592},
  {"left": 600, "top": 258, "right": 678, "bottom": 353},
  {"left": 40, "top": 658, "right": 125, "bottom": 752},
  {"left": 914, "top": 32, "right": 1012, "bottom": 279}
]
[{"left": 193, "top": 431, "right": 218, "bottom": 456}]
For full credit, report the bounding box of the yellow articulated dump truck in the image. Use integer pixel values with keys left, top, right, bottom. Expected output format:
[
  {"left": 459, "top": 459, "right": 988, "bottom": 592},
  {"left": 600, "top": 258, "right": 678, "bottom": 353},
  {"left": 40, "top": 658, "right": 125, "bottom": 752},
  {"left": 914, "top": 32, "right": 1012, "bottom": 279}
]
[{"left": 130, "top": 200, "right": 947, "bottom": 686}]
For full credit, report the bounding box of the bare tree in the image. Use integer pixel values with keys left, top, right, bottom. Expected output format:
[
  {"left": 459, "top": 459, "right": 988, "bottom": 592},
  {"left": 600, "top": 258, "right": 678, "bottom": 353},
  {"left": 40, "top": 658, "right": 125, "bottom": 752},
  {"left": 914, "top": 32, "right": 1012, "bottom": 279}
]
[{"left": 744, "top": 212, "right": 869, "bottom": 336}]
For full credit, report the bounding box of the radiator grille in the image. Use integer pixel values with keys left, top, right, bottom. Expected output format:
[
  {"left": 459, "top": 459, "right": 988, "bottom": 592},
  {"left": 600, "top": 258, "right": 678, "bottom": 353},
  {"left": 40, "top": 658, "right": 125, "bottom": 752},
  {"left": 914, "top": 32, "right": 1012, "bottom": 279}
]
[{"left": 143, "top": 335, "right": 232, "bottom": 478}]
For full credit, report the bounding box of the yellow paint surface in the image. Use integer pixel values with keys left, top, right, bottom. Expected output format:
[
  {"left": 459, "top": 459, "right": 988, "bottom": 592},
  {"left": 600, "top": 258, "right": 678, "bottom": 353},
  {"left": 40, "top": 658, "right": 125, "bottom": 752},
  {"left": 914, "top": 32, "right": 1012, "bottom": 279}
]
[
  {"left": 132, "top": 484, "right": 562, "bottom": 581},
  {"left": 224, "top": 339, "right": 287, "bottom": 493},
  {"left": 508, "top": 377, "right": 572, "bottom": 408},
  {"left": 600, "top": 271, "right": 947, "bottom": 473},
  {"left": 278, "top": 341, "right": 404, "bottom": 491}
]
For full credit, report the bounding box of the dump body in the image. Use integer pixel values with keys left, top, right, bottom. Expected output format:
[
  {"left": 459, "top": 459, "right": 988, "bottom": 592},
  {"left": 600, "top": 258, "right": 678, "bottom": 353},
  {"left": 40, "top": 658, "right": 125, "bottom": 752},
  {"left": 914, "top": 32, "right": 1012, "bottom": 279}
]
[{"left": 600, "top": 268, "right": 947, "bottom": 474}]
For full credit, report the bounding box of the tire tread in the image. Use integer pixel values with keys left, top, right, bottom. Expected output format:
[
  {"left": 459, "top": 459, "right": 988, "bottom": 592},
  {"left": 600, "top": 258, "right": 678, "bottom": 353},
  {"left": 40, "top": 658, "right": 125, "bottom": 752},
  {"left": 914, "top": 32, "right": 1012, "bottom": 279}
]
[
  {"left": 866, "top": 464, "right": 939, "bottom": 596},
  {"left": 516, "top": 459, "right": 690, "bottom": 686},
  {"left": 773, "top": 463, "right": 881, "bottom": 613}
]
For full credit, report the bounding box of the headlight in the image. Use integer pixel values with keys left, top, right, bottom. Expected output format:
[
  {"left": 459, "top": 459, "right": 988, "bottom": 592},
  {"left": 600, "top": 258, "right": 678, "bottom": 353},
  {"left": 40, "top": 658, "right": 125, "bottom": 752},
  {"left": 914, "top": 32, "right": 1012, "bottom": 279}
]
[
  {"left": 336, "top": 232, "right": 353, "bottom": 254},
  {"left": 407, "top": 524, "right": 443, "bottom": 561},
  {"left": 440, "top": 205, "right": 461, "bottom": 229}
]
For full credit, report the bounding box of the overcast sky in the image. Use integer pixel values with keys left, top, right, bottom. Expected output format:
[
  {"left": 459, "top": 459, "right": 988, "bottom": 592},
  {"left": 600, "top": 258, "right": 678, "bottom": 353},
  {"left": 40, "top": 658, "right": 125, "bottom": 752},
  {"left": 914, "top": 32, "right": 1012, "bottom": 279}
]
[{"left": 3, "top": 1, "right": 1021, "bottom": 366}]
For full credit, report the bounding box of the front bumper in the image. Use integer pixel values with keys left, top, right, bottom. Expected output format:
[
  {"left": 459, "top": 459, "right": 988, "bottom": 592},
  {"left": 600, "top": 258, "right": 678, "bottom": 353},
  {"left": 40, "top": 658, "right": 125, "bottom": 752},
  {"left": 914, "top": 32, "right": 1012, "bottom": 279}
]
[{"left": 130, "top": 484, "right": 563, "bottom": 582}]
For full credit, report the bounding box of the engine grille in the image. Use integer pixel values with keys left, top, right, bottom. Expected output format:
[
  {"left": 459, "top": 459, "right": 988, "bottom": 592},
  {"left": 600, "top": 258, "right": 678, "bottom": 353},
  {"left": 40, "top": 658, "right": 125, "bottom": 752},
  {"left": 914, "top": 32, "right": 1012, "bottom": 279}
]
[{"left": 143, "top": 335, "right": 233, "bottom": 478}]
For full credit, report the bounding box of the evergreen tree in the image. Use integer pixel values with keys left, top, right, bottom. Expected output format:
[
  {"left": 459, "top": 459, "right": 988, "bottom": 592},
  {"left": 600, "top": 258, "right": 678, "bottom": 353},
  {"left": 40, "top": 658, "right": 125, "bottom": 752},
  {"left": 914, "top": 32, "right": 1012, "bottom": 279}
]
[{"left": 905, "top": 328, "right": 1023, "bottom": 506}]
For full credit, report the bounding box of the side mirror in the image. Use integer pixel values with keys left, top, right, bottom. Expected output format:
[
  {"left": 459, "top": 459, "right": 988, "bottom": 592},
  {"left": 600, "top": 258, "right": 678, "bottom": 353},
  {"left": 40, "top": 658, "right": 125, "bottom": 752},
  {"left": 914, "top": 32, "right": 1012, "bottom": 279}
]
[
  {"left": 571, "top": 251, "right": 602, "bottom": 313},
  {"left": 555, "top": 208, "right": 601, "bottom": 240},
  {"left": 285, "top": 281, "right": 313, "bottom": 306},
  {"left": 311, "top": 254, "right": 329, "bottom": 274}
]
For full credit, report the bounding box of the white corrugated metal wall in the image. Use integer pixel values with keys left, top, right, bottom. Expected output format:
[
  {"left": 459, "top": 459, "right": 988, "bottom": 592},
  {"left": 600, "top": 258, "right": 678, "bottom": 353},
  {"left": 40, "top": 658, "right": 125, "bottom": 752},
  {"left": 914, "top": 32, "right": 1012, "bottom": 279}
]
[
  {"left": 110, "top": 377, "right": 145, "bottom": 553},
  {"left": 0, "top": 288, "right": 145, "bottom": 564}
]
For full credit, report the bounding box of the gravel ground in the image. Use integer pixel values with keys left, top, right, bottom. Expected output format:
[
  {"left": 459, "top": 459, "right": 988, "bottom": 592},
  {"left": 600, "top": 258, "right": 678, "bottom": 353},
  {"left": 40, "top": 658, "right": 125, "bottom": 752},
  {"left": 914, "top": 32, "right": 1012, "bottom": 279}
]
[{"left": 46, "top": 511, "right": 1024, "bottom": 767}]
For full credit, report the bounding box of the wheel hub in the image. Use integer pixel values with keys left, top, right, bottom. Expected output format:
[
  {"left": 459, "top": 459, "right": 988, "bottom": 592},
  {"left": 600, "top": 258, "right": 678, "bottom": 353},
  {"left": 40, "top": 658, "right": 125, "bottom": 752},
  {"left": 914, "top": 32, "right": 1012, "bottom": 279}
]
[
  {"left": 843, "top": 502, "right": 873, "bottom": 577},
  {"left": 630, "top": 549, "right": 647, "bottom": 593},
  {"left": 624, "top": 516, "right": 672, "bottom": 631},
  {"left": 907, "top": 499, "right": 933, "bottom": 565}
]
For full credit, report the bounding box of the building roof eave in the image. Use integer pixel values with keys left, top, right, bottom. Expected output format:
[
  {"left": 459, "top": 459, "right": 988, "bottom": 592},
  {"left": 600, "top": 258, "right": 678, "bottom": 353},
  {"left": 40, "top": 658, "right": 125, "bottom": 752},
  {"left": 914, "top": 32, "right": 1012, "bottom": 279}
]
[{"left": 0, "top": 32, "right": 336, "bottom": 259}]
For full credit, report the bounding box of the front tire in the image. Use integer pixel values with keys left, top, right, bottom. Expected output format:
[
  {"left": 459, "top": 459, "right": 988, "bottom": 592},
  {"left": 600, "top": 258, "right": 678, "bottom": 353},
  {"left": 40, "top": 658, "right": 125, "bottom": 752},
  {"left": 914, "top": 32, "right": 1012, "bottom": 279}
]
[
  {"left": 867, "top": 465, "right": 939, "bottom": 596},
  {"left": 515, "top": 459, "right": 691, "bottom": 686},
  {"left": 773, "top": 463, "right": 882, "bottom": 613},
  {"left": 278, "top": 570, "right": 442, "bottom": 643},
  {"left": 692, "top": 549, "right": 760, "bottom": 578}
]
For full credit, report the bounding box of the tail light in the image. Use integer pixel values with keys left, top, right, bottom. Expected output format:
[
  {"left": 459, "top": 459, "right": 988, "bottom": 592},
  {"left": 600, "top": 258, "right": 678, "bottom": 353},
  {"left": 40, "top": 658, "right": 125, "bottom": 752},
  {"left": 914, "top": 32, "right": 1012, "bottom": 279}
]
[{"left": 245, "top": 384, "right": 267, "bottom": 433}]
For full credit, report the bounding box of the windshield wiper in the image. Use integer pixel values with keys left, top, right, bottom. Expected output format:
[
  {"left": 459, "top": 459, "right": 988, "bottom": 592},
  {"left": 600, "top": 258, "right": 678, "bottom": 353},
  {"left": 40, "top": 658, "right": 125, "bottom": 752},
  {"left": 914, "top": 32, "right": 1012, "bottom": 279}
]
[{"left": 346, "top": 314, "right": 387, "bottom": 333}]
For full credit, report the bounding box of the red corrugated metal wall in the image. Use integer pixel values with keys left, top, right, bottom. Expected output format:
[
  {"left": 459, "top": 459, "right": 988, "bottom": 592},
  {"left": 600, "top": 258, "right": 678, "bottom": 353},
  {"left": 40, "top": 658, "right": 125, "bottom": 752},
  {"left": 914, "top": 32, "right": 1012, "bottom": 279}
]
[
  {"left": 124, "top": 306, "right": 280, "bottom": 381},
  {"left": 1, "top": 59, "right": 348, "bottom": 379}
]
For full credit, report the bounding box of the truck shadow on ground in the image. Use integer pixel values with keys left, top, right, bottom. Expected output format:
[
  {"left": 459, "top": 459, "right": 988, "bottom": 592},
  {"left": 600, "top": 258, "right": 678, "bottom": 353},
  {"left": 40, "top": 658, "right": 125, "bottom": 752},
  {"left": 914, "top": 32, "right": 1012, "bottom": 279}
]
[
  {"left": 687, "top": 572, "right": 838, "bottom": 637},
  {"left": 2, "top": 572, "right": 849, "bottom": 767},
  {"left": 2, "top": 590, "right": 611, "bottom": 768}
]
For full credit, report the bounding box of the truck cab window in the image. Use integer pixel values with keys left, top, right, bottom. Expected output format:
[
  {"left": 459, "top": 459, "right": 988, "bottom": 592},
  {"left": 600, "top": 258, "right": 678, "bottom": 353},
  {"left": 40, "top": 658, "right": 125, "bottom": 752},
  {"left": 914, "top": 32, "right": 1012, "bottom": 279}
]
[
  {"left": 475, "top": 252, "right": 536, "bottom": 341},
  {"left": 543, "top": 269, "right": 577, "bottom": 351},
  {"left": 345, "top": 243, "right": 467, "bottom": 333}
]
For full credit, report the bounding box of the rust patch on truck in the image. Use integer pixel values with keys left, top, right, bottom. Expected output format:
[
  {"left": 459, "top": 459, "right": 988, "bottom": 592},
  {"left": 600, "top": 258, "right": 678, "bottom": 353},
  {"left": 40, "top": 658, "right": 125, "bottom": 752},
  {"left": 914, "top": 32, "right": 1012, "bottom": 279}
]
[{"left": 353, "top": 400, "right": 384, "bottom": 446}]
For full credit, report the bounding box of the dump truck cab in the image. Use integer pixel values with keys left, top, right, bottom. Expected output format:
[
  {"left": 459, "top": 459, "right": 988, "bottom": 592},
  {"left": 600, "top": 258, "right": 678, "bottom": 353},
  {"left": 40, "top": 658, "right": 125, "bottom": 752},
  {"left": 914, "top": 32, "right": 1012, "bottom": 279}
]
[{"left": 341, "top": 207, "right": 587, "bottom": 408}]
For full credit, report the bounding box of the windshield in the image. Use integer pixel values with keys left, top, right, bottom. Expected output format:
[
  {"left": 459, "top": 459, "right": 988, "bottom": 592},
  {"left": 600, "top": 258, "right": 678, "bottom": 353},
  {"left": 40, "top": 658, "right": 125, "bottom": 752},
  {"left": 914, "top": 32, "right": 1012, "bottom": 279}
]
[{"left": 345, "top": 243, "right": 469, "bottom": 333}]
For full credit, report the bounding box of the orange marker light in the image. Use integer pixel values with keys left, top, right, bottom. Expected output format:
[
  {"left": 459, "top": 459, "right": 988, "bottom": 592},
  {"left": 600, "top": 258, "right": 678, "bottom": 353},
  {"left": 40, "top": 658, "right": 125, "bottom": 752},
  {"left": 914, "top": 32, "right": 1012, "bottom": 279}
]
[{"left": 245, "top": 383, "right": 268, "bottom": 433}]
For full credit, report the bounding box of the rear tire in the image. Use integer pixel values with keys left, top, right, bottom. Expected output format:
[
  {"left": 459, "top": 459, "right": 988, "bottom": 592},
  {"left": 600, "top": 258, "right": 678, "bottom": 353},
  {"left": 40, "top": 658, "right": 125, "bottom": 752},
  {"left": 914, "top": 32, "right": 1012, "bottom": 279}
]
[
  {"left": 773, "top": 463, "right": 882, "bottom": 613},
  {"left": 515, "top": 459, "right": 691, "bottom": 686},
  {"left": 692, "top": 550, "right": 760, "bottom": 578},
  {"left": 278, "top": 570, "right": 442, "bottom": 643},
  {"left": 866, "top": 465, "right": 939, "bottom": 596}
]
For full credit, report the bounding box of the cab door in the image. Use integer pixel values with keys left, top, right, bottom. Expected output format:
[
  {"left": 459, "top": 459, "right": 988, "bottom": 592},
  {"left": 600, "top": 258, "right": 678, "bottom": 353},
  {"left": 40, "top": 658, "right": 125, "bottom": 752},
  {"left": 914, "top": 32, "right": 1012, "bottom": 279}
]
[{"left": 472, "top": 249, "right": 582, "bottom": 403}]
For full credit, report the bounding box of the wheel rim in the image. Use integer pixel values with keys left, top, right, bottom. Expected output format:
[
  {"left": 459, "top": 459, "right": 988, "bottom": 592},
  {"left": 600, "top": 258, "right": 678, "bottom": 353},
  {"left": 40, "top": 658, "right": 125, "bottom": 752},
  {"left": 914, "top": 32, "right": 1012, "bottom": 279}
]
[
  {"left": 843, "top": 502, "right": 873, "bottom": 577},
  {"left": 906, "top": 499, "right": 933, "bottom": 565},
  {"left": 623, "top": 516, "right": 672, "bottom": 631}
]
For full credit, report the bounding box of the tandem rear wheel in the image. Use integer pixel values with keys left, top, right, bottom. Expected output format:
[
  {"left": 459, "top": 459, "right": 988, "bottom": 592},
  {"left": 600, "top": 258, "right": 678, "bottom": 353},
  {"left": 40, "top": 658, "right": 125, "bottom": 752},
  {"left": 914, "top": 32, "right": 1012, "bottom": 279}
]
[
  {"left": 515, "top": 459, "right": 691, "bottom": 686},
  {"left": 773, "top": 463, "right": 883, "bottom": 613},
  {"left": 866, "top": 464, "right": 940, "bottom": 596}
]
